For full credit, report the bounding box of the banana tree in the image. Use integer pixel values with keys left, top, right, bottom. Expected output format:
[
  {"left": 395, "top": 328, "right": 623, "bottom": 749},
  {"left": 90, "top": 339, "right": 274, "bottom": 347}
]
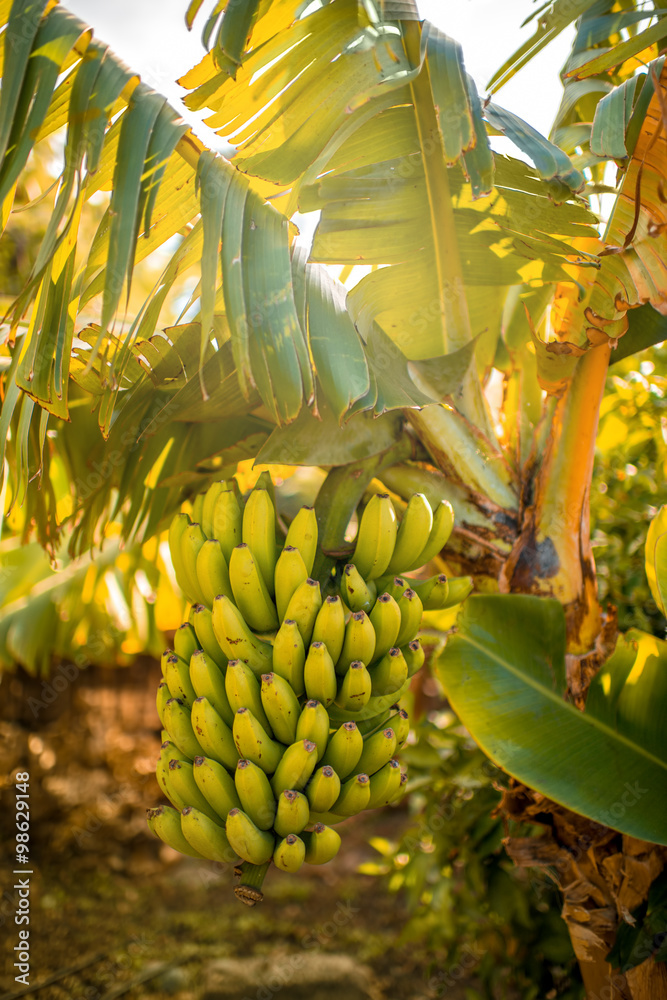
[{"left": 1, "top": 0, "right": 667, "bottom": 995}]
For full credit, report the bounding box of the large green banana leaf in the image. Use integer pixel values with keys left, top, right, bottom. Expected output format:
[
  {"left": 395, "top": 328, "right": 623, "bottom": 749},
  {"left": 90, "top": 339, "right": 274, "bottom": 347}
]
[{"left": 436, "top": 595, "right": 667, "bottom": 845}]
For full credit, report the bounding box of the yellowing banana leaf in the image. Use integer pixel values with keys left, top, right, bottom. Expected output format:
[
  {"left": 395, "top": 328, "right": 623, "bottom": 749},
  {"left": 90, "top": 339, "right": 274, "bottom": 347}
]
[
  {"left": 645, "top": 506, "right": 667, "bottom": 618},
  {"left": 436, "top": 595, "right": 667, "bottom": 845},
  {"left": 566, "top": 15, "right": 667, "bottom": 80}
]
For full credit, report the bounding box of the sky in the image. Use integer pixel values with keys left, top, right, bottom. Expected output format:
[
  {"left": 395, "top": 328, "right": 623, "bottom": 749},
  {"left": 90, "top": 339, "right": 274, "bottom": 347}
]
[{"left": 62, "top": 0, "right": 576, "bottom": 145}]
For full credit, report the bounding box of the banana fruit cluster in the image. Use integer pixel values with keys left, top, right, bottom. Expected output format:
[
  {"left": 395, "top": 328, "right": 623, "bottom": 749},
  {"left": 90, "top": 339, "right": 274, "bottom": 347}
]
[{"left": 149, "top": 476, "right": 470, "bottom": 904}]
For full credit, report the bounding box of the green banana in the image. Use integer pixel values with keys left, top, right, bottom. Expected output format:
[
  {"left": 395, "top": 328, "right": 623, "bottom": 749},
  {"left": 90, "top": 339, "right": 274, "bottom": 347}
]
[
  {"left": 274, "top": 789, "right": 310, "bottom": 837},
  {"left": 303, "top": 641, "right": 337, "bottom": 707},
  {"left": 404, "top": 498, "right": 454, "bottom": 571},
  {"left": 226, "top": 659, "right": 273, "bottom": 735},
  {"left": 226, "top": 808, "right": 275, "bottom": 865},
  {"left": 241, "top": 488, "right": 277, "bottom": 596},
  {"left": 192, "top": 491, "right": 206, "bottom": 525},
  {"left": 295, "top": 700, "right": 330, "bottom": 761},
  {"left": 163, "top": 653, "right": 197, "bottom": 708},
  {"left": 384, "top": 492, "right": 433, "bottom": 576},
  {"left": 305, "top": 765, "right": 341, "bottom": 813},
  {"left": 168, "top": 512, "right": 195, "bottom": 600},
  {"left": 166, "top": 758, "right": 221, "bottom": 823},
  {"left": 159, "top": 739, "right": 189, "bottom": 765},
  {"left": 212, "top": 488, "right": 243, "bottom": 563},
  {"left": 303, "top": 824, "right": 341, "bottom": 865},
  {"left": 311, "top": 594, "right": 346, "bottom": 666},
  {"left": 147, "top": 805, "right": 205, "bottom": 859},
  {"left": 271, "top": 739, "right": 318, "bottom": 796},
  {"left": 195, "top": 539, "right": 233, "bottom": 607},
  {"left": 235, "top": 759, "right": 277, "bottom": 831},
  {"left": 411, "top": 573, "right": 448, "bottom": 609},
  {"left": 356, "top": 727, "right": 397, "bottom": 776},
  {"left": 181, "top": 805, "right": 237, "bottom": 864},
  {"left": 369, "top": 592, "right": 402, "bottom": 661},
  {"left": 392, "top": 707, "right": 410, "bottom": 746},
  {"left": 229, "top": 544, "right": 279, "bottom": 633},
  {"left": 193, "top": 755, "right": 241, "bottom": 821},
  {"left": 156, "top": 680, "right": 171, "bottom": 728},
  {"left": 320, "top": 721, "right": 363, "bottom": 780},
  {"left": 191, "top": 604, "right": 227, "bottom": 668},
  {"left": 335, "top": 660, "right": 372, "bottom": 712},
  {"left": 395, "top": 588, "right": 423, "bottom": 648},
  {"left": 201, "top": 481, "right": 227, "bottom": 539},
  {"left": 403, "top": 638, "right": 425, "bottom": 678},
  {"left": 190, "top": 696, "right": 240, "bottom": 770},
  {"left": 351, "top": 493, "right": 397, "bottom": 581},
  {"left": 357, "top": 709, "right": 392, "bottom": 736},
  {"left": 438, "top": 575, "right": 474, "bottom": 608},
  {"left": 391, "top": 770, "right": 408, "bottom": 803},
  {"left": 271, "top": 618, "right": 306, "bottom": 696},
  {"left": 212, "top": 595, "right": 273, "bottom": 676},
  {"left": 253, "top": 470, "right": 276, "bottom": 508},
  {"left": 373, "top": 575, "right": 408, "bottom": 602},
  {"left": 180, "top": 522, "right": 208, "bottom": 604},
  {"left": 163, "top": 697, "right": 203, "bottom": 760},
  {"left": 335, "top": 610, "right": 376, "bottom": 676},
  {"left": 260, "top": 672, "right": 301, "bottom": 745},
  {"left": 339, "top": 563, "right": 377, "bottom": 614},
  {"left": 327, "top": 683, "right": 411, "bottom": 725},
  {"left": 333, "top": 773, "right": 371, "bottom": 816},
  {"left": 369, "top": 647, "right": 408, "bottom": 697},
  {"left": 190, "top": 649, "right": 234, "bottom": 726},
  {"left": 367, "top": 759, "right": 402, "bottom": 808},
  {"left": 273, "top": 545, "right": 308, "bottom": 623},
  {"left": 284, "top": 505, "right": 318, "bottom": 576},
  {"left": 156, "top": 757, "right": 187, "bottom": 810},
  {"left": 174, "top": 623, "right": 199, "bottom": 663},
  {"left": 284, "top": 577, "right": 322, "bottom": 646},
  {"left": 232, "top": 707, "right": 283, "bottom": 775},
  {"left": 273, "top": 833, "right": 305, "bottom": 873},
  {"left": 160, "top": 648, "right": 175, "bottom": 679}
]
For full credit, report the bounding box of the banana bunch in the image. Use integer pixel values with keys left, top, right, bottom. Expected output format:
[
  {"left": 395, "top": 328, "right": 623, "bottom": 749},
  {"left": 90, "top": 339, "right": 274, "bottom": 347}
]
[{"left": 151, "top": 475, "right": 470, "bottom": 905}]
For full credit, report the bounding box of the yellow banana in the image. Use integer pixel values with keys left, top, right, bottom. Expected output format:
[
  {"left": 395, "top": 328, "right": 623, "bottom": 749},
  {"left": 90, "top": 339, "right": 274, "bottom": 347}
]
[
  {"left": 404, "top": 498, "right": 454, "bottom": 571},
  {"left": 190, "top": 696, "right": 240, "bottom": 771},
  {"left": 192, "top": 755, "right": 241, "bottom": 821},
  {"left": 229, "top": 544, "right": 279, "bottom": 633},
  {"left": 195, "top": 539, "right": 233, "bottom": 607},
  {"left": 163, "top": 653, "right": 197, "bottom": 708},
  {"left": 295, "top": 700, "right": 330, "bottom": 761},
  {"left": 311, "top": 594, "right": 346, "bottom": 666},
  {"left": 333, "top": 773, "right": 371, "bottom": 816},
  {"left": 191, "top": 603, "right": 227, "bottom": 668},
  {"left": 192, "top": 491, "right": 206, "bottom": 525},
  {"left": 403, "top": 638, "right": 425, "bottom": 678},
  {"left": 241, "top": 488, "right": 277, "bottom": 596},
  {"left": 260, "top": 672, "right": 301, "bottom": 745},
  {"left": 212, "top": 488, "right": 243, "bottom": 562},
  {"left": 168, "top": 513, "right": 196, "bottom": 601},
  {"left": 173, "top": 623, "right": 198, "bottom": 663},
  {"left": 181, "top": 805, "right": 237, "bottom": 864},
  {"left": 273, "top": 545, "right": 308, "bottom": 622},
  {"left": 159, "top": 738, "right": 189, "bottom": 765},
  {"left": 369, "top": 592, "right": 401, "bottom": 662},
  {"left": 189, "top": 649, "right": 234, "bottom": 727},
  {"left": 225, "top": 659, "right": 273, "bottom": 735},
  {"left": 156, "top": 680, "right": 171, "bottom": 728},
  {"left": 273, "top": 833, "right": 305, "bottom": 873},
  {"left": 270, "top": 738, "right": 318, "bottom": 796},
  {"left": 321, "top": 721, "right": 363, "bottom": 779},
  {"left": 303, "top": 641, "right": 337, "bottom": 707},
  {"left": 284, "top": 577, "right": 322, "bottom": 646},
  {"left": 163, "top": 697, "right": 202, "bottom": 760},
  {"left": 232, "top": 707, "right": 283, "bottom": 775},
  {"left": 356, "top": 727, "right": 397, "bottom": 776},
  {"left": 155, "top": 757, "right": 187, "bottom": 810},
  {"left": 335, "top": 660, "right": 372, "bottom": 712},
  {"left": 367, "top": 759, "right": 402, "bottom": 808},
  {"left": 201, "top": 481, "right": 227, "bottom": 539},
  {"left": 384, "top": 492, "right": 433, "bottom": 576},
  {"left": 391, "top": 707, "right": 410, "bottom": 746},
  {"left": 146, "top": 805, "right": 205, "bottom": 859},
  {"left": 390, "top": 770, "right": 408, "bottom": 804},
  {"left": 351, "top": 493, "right": 397, "bottom": 581},
  {"left": 303, "top": 824, "right": 341, "bottom": 865},
  {"left": 339, "top": 562, "right": 377, "bottom": 613},
  {"left": 166, "top": 758, "right": 221, "bottom": 823},
  {"left": 305, "top": 765, "right": 341, "bottom": 813},
  {"left": 235, "top": 759, "right": 277, "bottom": 831},
  {"left": 180, "top": 522, "right": 208, "bottom": 604},
  {"left": 336, "top": 610, "right": 376, "bottom": 675},
  {"left": 271, "top": 618, "right": 306, "bottom": 697},
  {"left": 274, "top": 789, "right": 310, "bottom": 837},
  {"left": 225, "top": 808, "right": 275, "bottom": 865},
  {"left": 395, "top": 587, "right": 423, "bottom": 648},
  {"left": 373, "top": 574, "right": 408, "bottom": 602},
  {"left": 212, "top": 595, "right": 273, "bottom": 676},
  {"left": 284, "top": 505, "right": 318, "bottom": 576},
  {"left": 369, "top": 647, "right": 408, "bottom": 698}
]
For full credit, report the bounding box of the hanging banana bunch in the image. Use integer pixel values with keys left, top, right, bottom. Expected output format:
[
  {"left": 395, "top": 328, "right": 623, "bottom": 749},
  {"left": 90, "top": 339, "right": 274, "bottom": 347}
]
[{"left": 150, "top": 474, "right": 470, "bottom": 905}]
